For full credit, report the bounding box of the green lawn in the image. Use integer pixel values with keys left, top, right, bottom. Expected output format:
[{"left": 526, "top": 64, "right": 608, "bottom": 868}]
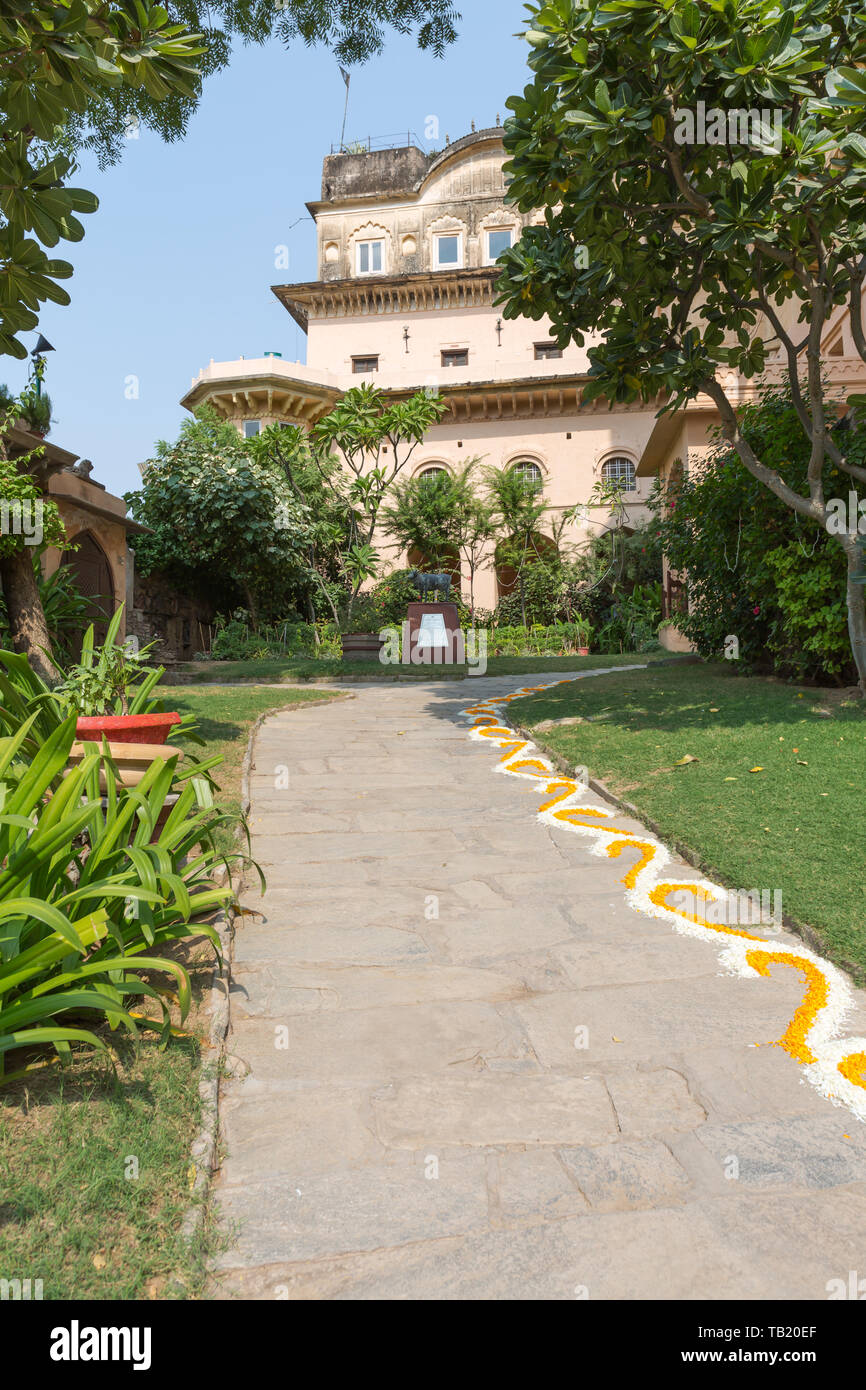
[
  {"left": 0, "top": 1040, "right": 209, "bottom": 1300},
  {"left": 514, "top": 662, "right": 866, "bottom": 978},
  {"left": 173, "top": 652, "right": 664, "bottom": 685},
  {"left": 0, "top": 682, "right": 338, "bottom": 1300}
]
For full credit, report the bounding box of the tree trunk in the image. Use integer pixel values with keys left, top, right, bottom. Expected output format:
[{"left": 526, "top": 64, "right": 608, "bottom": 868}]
[
  {"left": 243, "top": 585, "right": 259, "bottom": 632},
  {"left": 845, "top": 542, "right": 866, "bottom": 693},
  {"left": 0, "top": 548, "right": 59, "bottom": 683},
  {"left": 307, "top": 592, "right": 320, "bottom": 648}
]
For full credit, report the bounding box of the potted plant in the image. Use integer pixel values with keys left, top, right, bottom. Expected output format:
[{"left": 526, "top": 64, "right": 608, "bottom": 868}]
[
  {"left": 57, "top": 609, "right": 183, "bottom": 786},
  {"left": 575, "top": 616, "right": 594, "bottom": 656},
  {"left": 338, "top": 593, "right": 385, "bottom": 662}
]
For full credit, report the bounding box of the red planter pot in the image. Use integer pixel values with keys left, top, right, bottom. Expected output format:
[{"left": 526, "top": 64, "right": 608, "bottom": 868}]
[{"left": 75, "top": 712, "right": 182, "bottom": 746}]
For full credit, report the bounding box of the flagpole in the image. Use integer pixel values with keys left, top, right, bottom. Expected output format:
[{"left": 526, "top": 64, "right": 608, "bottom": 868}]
[{"left": 339, "top": 68, "right": 350, "bottom": 152}]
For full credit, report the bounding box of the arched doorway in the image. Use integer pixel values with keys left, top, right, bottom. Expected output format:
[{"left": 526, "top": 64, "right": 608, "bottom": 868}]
[
  {"left": 59, "top": 531, "right": 115, "bottom": 653},
  {"left": 495, "top": 531, "right": 558, "bottom": 600}
]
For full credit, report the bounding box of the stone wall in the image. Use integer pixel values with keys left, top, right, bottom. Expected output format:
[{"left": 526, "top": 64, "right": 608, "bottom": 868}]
[{"left": 129, "top": 569, "right": 216, "bottom": 664}]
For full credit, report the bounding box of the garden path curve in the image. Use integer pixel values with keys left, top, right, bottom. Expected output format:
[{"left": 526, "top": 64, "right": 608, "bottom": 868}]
[{"left": 211, "top": 671, "right": 866, "bottom": 1300}]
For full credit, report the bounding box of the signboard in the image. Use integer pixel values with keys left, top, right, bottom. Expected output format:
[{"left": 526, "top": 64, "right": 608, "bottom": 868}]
[{"left": 416, "top": 612, "right": 449, "bottom": 650}]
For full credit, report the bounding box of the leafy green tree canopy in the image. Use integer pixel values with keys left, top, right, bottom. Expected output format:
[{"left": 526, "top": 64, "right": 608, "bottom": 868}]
[
  {"left": 0, "top": 0, "right": 206, "bottom": 359},
  {"left": 68, "top": 1, "right": 462, "bottom": 167},
  {"left": 126, "top": 406, "right": 311, "bottom": 623},
  {"left": 0, "top": 1, "right": 461, "bottom": 356},
  {"left": 496, "top": 0, "right": 866, "bottom": 686}
]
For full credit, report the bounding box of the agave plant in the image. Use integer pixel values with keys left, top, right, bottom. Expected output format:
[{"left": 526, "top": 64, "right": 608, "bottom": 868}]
[{"left": 0, "top": 708, "right": 250, "bottom": 1083}]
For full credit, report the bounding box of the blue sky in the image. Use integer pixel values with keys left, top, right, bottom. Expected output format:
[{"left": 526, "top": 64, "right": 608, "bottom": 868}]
[{"left": 7, "top": 2, "right": 532, "bottom": 499}]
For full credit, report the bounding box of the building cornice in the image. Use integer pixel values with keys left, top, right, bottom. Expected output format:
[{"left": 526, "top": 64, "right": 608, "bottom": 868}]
[
  {"left": 180, "top": 355, "right": 669, "bottom": 428},
  {"left": 272, "top": 268, "right": 501, "bottom": 331},
  {"left": 180, "top": 369, "right": 342, "bottom": 424}
]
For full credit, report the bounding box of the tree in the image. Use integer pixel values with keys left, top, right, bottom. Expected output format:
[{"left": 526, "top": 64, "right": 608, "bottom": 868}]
[
  {"left": 1, "top": 2, "right": 461, "bottom": 360},
  {"left": 307, "top": 384, "right": 448, "bottom": 625},
  {"left": 0, "top": 431, "right": 67, "bottom": 682},
  {"left": 126, "top": 407, "right": 311, "bottom": 627},
  {"left": 652, "top": 384, "right": 856, "bottom": 682},
  {"left": 70, "top": 2, "right": 462, "bottom": 167},
  {"left": 0, "top": 1, "right": 205, "bottom": 360},
  {"left": 250, "top": 423, "right": 353, "bottom": 631},
  {"left": 484, "top": 464, "right": 555, "bottom": 628},
  {"left": 452, "top": 486, "right": 496, "bottom": 621},
  {"left": 496, "top": 0, "right": 866, "bottom": 691}
]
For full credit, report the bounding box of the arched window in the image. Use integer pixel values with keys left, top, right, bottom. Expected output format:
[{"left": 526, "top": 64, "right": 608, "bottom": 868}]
[
  {"left": 418, "top": 465, "right": 448, "bottom": 484},
  {"left": 601, "top": 456, "right": 637, "bottom": 491},
  {"left": 511, "top": 460, "right": 543, "bottom": 490}
]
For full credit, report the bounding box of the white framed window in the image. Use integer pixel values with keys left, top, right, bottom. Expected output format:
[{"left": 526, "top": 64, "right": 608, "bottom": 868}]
[
  {"left": 434, "top": 233, "right": 463, "bottom": 269},
  {"left": 511, "top": 460, "right": 543, "bottom": 490},
  {"left": 486, "top": 227, "right": 514, "bottom": 263},
  {"left": 243, "top": 420, "right": 261, "bottom": 438},
  {"left": 534, "top": 341, "right": 563, "bottom": 360},
  {"left": 601, "top": 456, "right": 637, "bottom": 492},
  {"left": 356, "top": 239, "right": 384, "bottom": 275},
  {"left": 419, "top": 465, "right": 448, "bottom": 484}
]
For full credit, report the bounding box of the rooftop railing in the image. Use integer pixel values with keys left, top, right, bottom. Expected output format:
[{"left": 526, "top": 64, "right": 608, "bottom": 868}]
[{"left": 329, "top": 132, "right": 428, "bottom": 155}]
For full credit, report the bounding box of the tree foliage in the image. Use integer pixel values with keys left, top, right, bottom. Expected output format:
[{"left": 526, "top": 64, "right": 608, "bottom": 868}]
[
  {"left": 496, "top": 0, "right": 866, "bottom": 686},
  {"left": 305, "top": 383, "right": 449, "bottom": 621},
  {"left": 0, "top": 1, "right": 460, "bottom": 356},
  {"left": 651, "top": 386, "right": 856, "bottom": 682},
  {"left": 0, "top": 1, "right": 205, "bottom": 359},
  {"left": 126, "top": 406, "right": 311, "bottom": 624},
  {"left": 66, "top": 0, "right": 461, "bottom": 167}
]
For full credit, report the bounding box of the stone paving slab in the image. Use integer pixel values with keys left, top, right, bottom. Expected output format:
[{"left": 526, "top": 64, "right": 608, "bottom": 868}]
[{"left": 211, "top": 674, "right": 866, "bottom": 1300}]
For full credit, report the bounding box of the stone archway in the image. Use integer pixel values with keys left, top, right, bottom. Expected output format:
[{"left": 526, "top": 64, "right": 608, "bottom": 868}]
[{"left": 59, "top": 530, "right": 116, "bottom": 652}]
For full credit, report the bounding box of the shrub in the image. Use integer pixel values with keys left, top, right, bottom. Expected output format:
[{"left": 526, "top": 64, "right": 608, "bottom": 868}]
[
  {"left": 208, "top": 613, "right": 340, "bottom": 661},
  {"left": 651, "top": 385, "right": 858, "bottom": 683},
  {"left": 0, "top": 652, "right": 249, "bottom": 1081}
]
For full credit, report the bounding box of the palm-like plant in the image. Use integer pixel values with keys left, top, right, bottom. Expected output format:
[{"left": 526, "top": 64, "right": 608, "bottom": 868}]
[
  {"left": 0, "top": 710, "right": 244, "bottom": 1082},
  {"left": 485, "top": 465, "right": 553, "bottom": 628}
]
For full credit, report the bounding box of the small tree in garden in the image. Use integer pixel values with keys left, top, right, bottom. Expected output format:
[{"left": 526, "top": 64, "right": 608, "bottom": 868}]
[
  {"left": 382, "top": 459, "right": 496, "bottom": 615},
  {"left": 497, "top": 0, "right": 866, "bottom": 691},
  {"left": 306, "top": 385, "right": 449, "bottom": 627},
  {"left": 251, "top": 424, "right": 352, "bottom": 632},
  {"left": 384, "top": 466, "right": 468, "bottom": 573},
  {"left": 452, "top": 491, "right": 497, "bottom": 621},
  {"left": 0, "top": 443, "right": 66, "bottom": 682},
  {"left": 485, "top": 464, "right": 557, "bottom": 628},
  {"left": 126, "top": 408, "right": 311, "bottom": 628}
]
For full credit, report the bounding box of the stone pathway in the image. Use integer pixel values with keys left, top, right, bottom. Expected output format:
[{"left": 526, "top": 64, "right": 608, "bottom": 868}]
[{"left": 212, "top": 673, "right": 866, "bottom": 1300}]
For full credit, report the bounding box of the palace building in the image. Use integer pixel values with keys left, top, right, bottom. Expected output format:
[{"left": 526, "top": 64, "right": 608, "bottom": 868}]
[
  {"left": 181, "top": 127, "right": 658, "bottom": 616},
  {"left": 180, "top": 124, "right": 866, "bottom": 631}
]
